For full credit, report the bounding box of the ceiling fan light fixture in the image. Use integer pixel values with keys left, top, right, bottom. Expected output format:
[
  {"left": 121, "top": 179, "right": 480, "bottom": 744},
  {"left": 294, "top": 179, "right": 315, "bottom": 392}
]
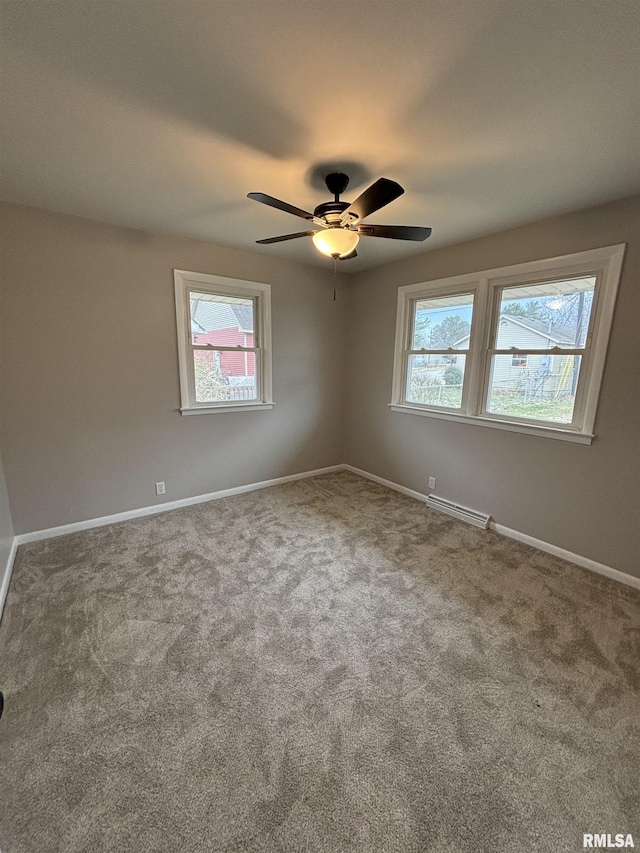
[
  {"left": 249, "top": 173, "right": 430, "bottom": 256},
  {"left": 312, "top": 227, "right": 359, "bottom": 259}
]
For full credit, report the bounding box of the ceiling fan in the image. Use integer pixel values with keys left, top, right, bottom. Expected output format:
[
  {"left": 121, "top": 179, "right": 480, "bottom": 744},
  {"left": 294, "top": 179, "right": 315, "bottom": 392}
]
[{"left": 248, "top": 172, "right": 432, "bottom": 260}]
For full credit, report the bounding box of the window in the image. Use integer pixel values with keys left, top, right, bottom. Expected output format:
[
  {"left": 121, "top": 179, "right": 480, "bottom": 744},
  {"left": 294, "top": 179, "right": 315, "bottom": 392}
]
[
  {"left": 391, "top": 245, "right": 625, "bottom": 443},
  {"left": 406, "top": 292, "right": 473, "bottom": 410},
  {"left": 174, "top": 270, "right": 272, "bottom": 414}
]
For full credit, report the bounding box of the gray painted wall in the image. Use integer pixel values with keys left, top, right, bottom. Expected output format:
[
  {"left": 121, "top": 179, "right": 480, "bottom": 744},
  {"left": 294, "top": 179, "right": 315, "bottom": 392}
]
[
  {"left": 0, "top": 202, "right": 347, "bottom": 533},
  {"left": 1, "top": 196, "right": 638, "bottom": 578},
  {"left": 345, "top": 194, "right": 640, "bottom": 577}
]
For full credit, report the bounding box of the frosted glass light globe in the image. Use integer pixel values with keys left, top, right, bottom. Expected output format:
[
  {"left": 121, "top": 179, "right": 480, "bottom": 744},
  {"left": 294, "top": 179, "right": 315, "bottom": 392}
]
[{"left": 312, "top": 228, "right": 359, "bottom": 258}]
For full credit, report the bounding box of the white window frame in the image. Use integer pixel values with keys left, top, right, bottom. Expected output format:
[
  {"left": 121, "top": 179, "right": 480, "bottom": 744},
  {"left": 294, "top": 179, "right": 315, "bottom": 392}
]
[
  {"left": 174, "top": 269, "right": 273, "bottom": 415},
  {"left": 390, "top": 244, "right": 625, "bottom": 444}
]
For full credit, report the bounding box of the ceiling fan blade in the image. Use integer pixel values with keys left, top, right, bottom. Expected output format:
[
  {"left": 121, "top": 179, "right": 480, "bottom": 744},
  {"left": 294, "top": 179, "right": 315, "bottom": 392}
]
[
  {"left": 357, "top": 224, "right": 432, "bottom": 241},
  {"left": 341, "top": 178, "right": 404, "bottom": 224},
  {"left": 256, "top": 231, "right": 316, "bottom": 244},
  {"left": 248, "top": 192, "right": 314, "bottom": 221},
  {"left": 338, "top": 249, "right": 358, "bottom": 260}
]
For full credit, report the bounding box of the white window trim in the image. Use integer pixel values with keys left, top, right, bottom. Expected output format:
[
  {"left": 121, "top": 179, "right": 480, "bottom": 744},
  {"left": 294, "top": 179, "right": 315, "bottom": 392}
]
[
  {"left": 174, "top": 269, "right": 273, "bottom": 415},
  {"left": 390, "top": 244, "right": 625, "bottom": 443}
]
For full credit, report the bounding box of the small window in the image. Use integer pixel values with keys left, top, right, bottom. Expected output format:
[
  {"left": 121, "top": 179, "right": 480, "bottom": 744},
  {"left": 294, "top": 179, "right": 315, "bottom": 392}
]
[
  {"left": 391, "top": 245, "right": 625, "bottom": 443},
  {"left": 405, "top": 292, "right": 474, "bottom": 410},
  {"left": 174, "top": 270, "right": 272, "bottom": 414}
]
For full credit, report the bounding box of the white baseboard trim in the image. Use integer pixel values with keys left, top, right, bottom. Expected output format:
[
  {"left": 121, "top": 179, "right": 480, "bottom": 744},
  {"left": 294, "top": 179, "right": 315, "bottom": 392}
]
[
  {"left": 490, "top": 522, "right": 640, "bottom": 592},
  {"left": 344, "top": 465, "right": 640, "bottom": 592},
  {"left": 15, "top": 464, "right": 345, "bottom": 546},
  {"left": 343, "top": 464, "right": 428, "bottom": 503},
  {"left": 0, "top": 537, "right": 19, "bottom": 621}
]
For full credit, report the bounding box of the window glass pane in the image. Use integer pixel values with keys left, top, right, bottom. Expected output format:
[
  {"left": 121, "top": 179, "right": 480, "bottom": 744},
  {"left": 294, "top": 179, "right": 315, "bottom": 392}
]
[
  {"left": 194, "top": 351, "right": 257, "bottom": 403},
  {"left": 486, "top": 354, "right": 581, "bottom": 423},
  {"left": 190, "top": 292, "right": 254, "bottom": 346},
  {"left": 406, "top": 354, "right": 466, "bottom": 408},
  {"left": 412, "top": 293, "right": 473, "bottom": 350},
  {"left": 496, "top": 277, "right": 595, "bottom": 350}
]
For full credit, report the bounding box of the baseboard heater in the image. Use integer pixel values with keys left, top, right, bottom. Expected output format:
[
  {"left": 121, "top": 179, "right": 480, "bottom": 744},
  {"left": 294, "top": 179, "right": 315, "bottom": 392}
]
[{"left": 425, "top": 494, "right": 491, "bottom": 529}]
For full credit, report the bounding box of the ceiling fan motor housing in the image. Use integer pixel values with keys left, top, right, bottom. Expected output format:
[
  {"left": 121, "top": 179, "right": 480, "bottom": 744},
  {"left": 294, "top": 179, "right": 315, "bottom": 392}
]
[
  {"left": 313, "top": 200, "right": 349, "bottom": 224},
  {"left": 324, "top": 172, "right": 350, "bottom": 199}
]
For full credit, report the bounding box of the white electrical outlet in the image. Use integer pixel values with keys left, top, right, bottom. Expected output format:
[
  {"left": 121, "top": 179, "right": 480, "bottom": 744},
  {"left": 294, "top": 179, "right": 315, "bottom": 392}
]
[
  {"left": 155, "top": 481, "right": 166, "bottom": 496},
  {"left": 428, "top": 476, "right": 436, "bottom": 490}
]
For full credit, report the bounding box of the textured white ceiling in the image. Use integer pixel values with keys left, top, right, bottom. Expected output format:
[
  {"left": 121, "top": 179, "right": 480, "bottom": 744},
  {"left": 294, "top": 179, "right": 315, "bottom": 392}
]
[{"left": 1, "top": 1, "right": 639, "bottom": 272}]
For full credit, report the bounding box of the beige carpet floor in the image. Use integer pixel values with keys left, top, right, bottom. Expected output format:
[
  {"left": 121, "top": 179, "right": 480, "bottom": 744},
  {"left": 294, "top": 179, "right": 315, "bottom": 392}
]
[{"left": 0, "top": 471, "right": 638, "bottom": 852}]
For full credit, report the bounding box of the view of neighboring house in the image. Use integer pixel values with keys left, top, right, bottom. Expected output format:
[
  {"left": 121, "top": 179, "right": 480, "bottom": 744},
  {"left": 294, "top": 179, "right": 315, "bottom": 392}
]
[
  {"left": 453, "top": 314, "right": 576, "bottom": 399},
  {"left": 191, "top": 298, "right": 255, "bottom": 390}
]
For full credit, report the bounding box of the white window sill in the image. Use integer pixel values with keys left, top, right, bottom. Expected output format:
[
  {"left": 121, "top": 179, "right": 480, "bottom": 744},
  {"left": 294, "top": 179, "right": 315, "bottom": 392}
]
[
  {"left": 389, "top": 404, "right": 594, "bottom": 444},
  {"left": 180, "top": 403, "right": 275, "bottom": 415}
]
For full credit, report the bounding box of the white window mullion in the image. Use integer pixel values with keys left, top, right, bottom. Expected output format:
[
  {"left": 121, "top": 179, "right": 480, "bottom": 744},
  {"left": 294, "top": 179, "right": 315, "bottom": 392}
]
[
  {"left": 463, "top": 278, "right": 488, "bottom": 416},
  {"left": 489, "top": 348, "right": 585, "bottom": 357},
  {"left": 407, "top": 348, "right": 470, "bottom": 356},
  {"left": 480, "top": 277, "right": 503, "bottom": 418},
  {"left": 192, "top": 344, "right": 259, "bottom": 353},
  {"left": 568, "top": 345, "right": 591, "bottom": 430},
  {"left": 185, "top": 341, "right": 197, "bottom": 409}
]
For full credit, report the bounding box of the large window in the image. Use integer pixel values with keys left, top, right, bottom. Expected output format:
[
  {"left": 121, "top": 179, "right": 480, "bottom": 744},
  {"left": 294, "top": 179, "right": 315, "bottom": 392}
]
[
  {"left": 174, "top": 270, "right": 272, "bottom": 414},
  {"left": 391, "top": 245, "right": 625, "bottom": 443}
]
